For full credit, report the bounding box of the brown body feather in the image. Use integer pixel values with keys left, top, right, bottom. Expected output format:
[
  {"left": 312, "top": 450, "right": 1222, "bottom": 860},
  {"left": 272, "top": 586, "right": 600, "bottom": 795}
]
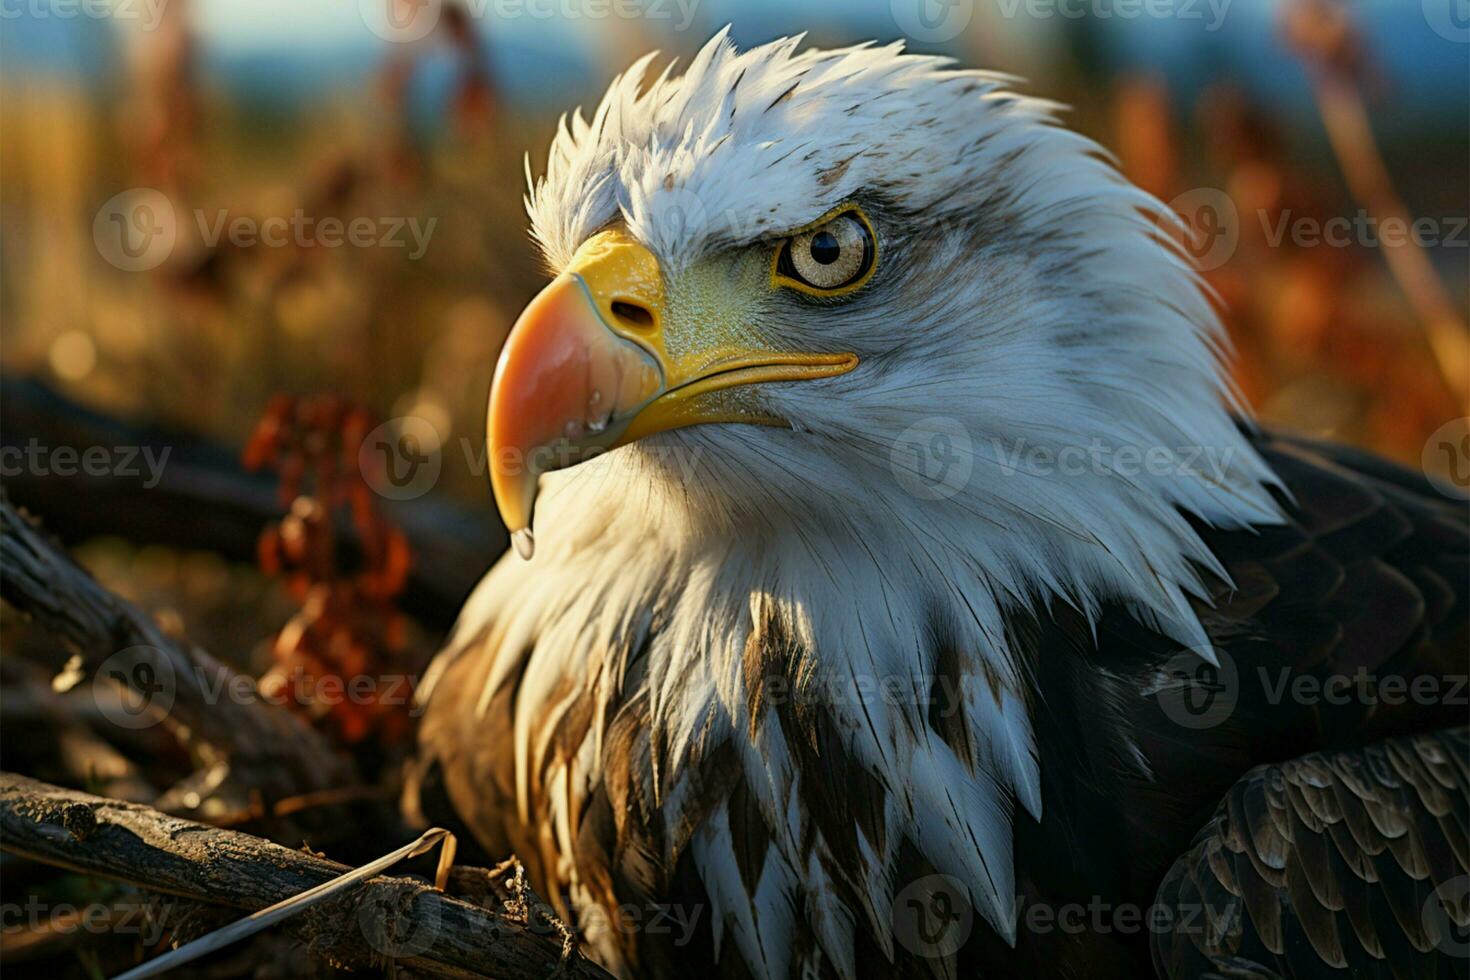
[{"left": 411, "top": 426, "right": 1468, "bottom": 978}]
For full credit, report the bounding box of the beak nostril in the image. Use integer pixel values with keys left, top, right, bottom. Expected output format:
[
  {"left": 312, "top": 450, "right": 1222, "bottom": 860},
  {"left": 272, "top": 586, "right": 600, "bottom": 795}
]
[{"left": 610, "top": 300, "right": 655, "bottom": 331}]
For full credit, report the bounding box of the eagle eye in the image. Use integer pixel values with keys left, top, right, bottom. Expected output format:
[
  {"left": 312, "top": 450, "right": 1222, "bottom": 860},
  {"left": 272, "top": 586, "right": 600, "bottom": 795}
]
[{"left": 773, "top": 207, "right": 877, "bottom": 296}]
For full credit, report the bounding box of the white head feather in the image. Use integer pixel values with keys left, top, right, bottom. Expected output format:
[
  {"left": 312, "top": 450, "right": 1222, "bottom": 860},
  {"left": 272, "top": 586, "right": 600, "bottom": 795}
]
[{"left": 447, "top": 29, "right": 1283, "bottom": 976}]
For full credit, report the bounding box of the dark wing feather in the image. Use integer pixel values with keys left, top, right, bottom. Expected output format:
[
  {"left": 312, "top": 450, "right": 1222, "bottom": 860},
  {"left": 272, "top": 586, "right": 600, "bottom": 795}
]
[
  {"left": 1135, "top": 426, "right": 1468, "bottom": 980},
  {"left": 1150, "top": 728, "right": 1470, "bottom": 980},
  {"left": 1000, "top": 427, "right": 1467, "bottom": 977},
  {"left": 1107, "top": 426, "right": 1468, "bottom": 867}
]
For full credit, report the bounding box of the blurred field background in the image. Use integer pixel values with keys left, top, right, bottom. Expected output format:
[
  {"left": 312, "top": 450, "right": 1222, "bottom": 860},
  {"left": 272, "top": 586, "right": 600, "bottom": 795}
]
[
  {"left": 0, "top": 2, "right": 1465, "bottom": 973},
  {"left": 3, "top": 0, "right": 1466, "bottom": 479}
]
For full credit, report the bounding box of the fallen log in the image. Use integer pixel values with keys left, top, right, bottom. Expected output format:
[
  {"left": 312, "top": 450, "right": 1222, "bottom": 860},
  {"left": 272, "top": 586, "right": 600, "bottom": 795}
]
[{"left": 0, "top": 774, "right": 614, "bottom": 979}]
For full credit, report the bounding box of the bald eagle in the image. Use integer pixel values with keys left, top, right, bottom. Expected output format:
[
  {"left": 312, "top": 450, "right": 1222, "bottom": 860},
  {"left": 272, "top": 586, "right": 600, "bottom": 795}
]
[{"left": 411, "top": 31, "right": 1470, "bottom": 979}]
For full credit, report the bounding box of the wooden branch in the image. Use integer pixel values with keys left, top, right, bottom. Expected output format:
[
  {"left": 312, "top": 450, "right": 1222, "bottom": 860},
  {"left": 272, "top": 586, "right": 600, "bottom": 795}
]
[
  {"left": 0, "top": 774, "right": 614, "bottom": 979},
  {"left": 0, "top": 496, "right": 351, "bottom": 801},
  {"left": 0, "top": 660, "right": 157, "bottom": 803},
  {"left": 0, "top": 376, "right": 502, "bottom": 631}
]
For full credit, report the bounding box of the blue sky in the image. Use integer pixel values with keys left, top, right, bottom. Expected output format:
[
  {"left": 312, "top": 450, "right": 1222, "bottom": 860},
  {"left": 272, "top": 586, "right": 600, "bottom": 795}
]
[{"left": 2, "top": 0, "right": 1464, "bottom": 131}]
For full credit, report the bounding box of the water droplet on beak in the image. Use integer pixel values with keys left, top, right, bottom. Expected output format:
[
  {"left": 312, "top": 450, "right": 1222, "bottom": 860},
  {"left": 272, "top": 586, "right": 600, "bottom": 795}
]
[{"left": 511, "top": 528, "right": 535, "bottom": 560}]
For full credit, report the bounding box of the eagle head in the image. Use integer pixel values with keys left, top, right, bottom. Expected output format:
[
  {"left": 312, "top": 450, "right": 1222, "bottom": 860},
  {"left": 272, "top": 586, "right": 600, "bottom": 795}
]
[
  {"left": 453, "top": 30, "right": 1285, "bottom": 960},
  {"left": 488, "top": 29, "right": 1276, "bottom": 581}
]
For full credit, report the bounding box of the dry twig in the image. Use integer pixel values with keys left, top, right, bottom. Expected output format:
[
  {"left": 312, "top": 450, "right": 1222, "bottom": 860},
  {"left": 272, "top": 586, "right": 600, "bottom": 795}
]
[
  {"left": 0, "top": 495, "right": 351, "bottom": 801},
  {"left": 0, "top": 774, "right": 614, "bottom": 979}
]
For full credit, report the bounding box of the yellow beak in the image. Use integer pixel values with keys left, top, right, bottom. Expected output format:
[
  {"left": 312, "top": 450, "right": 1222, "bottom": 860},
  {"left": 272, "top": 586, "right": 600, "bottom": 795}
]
[{"left": 487, "top": 229, "right": 857, "bottom": 552}]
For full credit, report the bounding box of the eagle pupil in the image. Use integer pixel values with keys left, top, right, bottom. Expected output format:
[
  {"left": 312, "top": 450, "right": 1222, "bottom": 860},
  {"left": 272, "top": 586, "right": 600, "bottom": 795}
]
[{"left": 810, "top": 231, "right": 841, "bottom": 265}]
